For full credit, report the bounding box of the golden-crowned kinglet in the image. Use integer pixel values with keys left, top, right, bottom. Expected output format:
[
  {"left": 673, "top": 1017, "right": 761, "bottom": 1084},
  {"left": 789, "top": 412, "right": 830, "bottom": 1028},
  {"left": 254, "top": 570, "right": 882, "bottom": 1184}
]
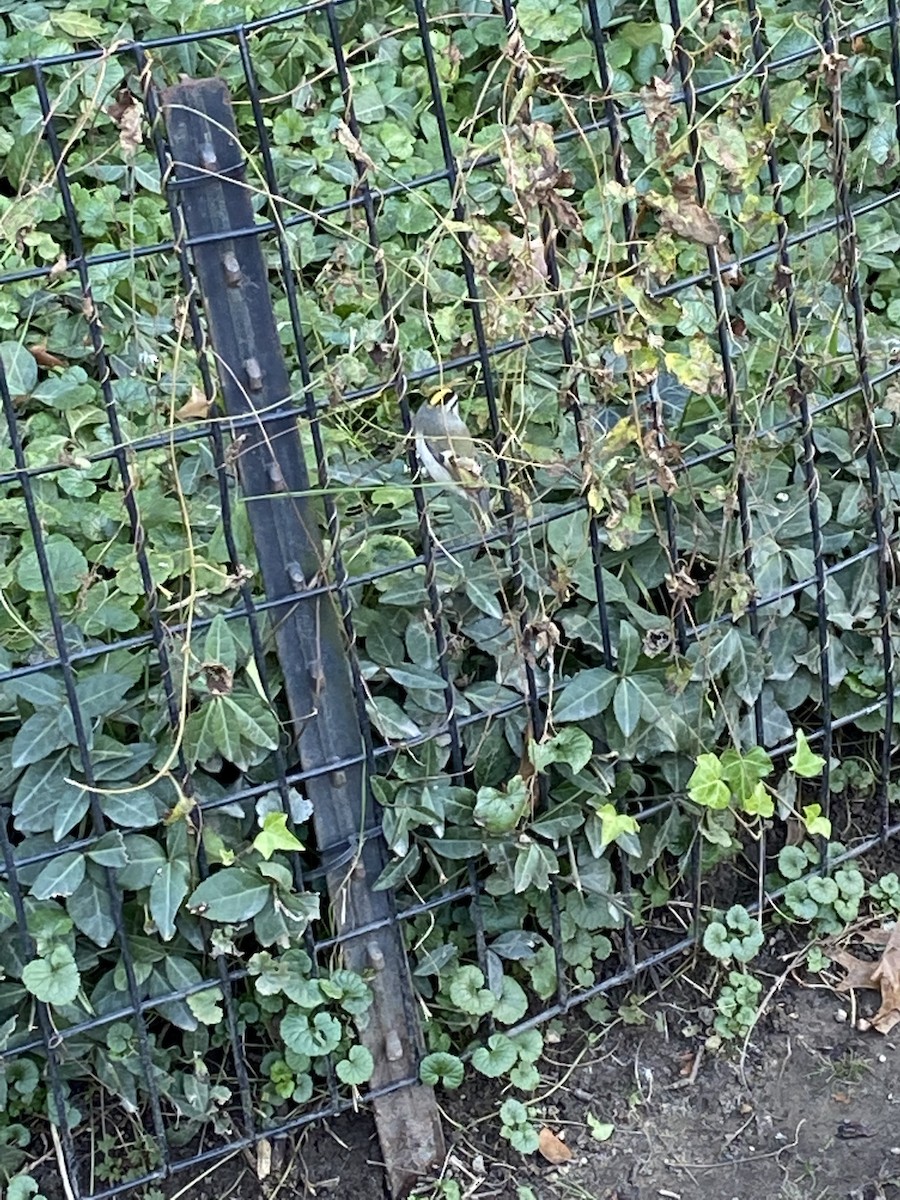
[{"left": 412, "top": 387, "right": 493, "bottom": 529}]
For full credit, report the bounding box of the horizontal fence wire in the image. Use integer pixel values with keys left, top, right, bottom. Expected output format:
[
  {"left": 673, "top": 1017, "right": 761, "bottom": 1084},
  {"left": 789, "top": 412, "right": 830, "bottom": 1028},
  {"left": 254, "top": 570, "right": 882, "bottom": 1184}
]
[{"left": 0, "top": 0, "right": 899, "bottom": 1196}]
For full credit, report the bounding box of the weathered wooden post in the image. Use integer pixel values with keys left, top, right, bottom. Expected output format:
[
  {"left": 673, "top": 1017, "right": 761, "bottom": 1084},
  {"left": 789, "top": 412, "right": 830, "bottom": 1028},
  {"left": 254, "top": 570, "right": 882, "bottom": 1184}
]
[{"left": 161, "top": 77, "right": 444, "bottom": 1197}]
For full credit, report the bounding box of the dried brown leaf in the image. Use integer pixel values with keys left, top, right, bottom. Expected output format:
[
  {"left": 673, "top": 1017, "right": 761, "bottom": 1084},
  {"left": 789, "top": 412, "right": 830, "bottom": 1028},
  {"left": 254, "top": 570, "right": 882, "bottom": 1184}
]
[
  {"left": 107, "top": 89, "right": 143, "bottom": 157},
  {"left": 175, "top": 386, "right": 212, "bottom": 422},
  {"left": 29, "top": 345, "right": 66, "bottom": 369},
  {"left": 640, "top": 77, "right": 676, "bottom": 126},
  {"left": 335, "top": 120, "right": 376, "bottom": 174},
  {"left": 538, "top": 1127, "right": 573, "bottom": 1164},
  {"left": 871, "top": 922, "right": 900, "bottom": 1033}
]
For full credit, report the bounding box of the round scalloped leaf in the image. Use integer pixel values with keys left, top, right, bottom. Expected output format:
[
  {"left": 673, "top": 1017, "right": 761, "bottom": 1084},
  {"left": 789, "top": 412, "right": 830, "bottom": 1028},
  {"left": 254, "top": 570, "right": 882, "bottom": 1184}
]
[
  {"left": 22, "top": 945, "right": 80, "bottom": 1007},
  {"left": 493, "top": 975, "right": 528, "bottom": 1025},
  {"left": 472, "top": 1033, "right": 518, "bottom": 1078},
  {"left": 448, "top": 965, "right": 495, "bottom": 1016},
  {"left": 336, "top": 1045, "right": 374, "bottom": 1086},
  {"left": 420, "top": 1051, "right": 464, "bottom": 1090}
]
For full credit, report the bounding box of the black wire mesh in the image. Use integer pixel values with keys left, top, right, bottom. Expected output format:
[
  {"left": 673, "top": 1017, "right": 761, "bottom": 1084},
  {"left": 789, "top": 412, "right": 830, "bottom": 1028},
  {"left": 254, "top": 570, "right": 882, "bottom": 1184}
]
[{"left": 1, "top": 1, "right": 899, "bottom": 1196}]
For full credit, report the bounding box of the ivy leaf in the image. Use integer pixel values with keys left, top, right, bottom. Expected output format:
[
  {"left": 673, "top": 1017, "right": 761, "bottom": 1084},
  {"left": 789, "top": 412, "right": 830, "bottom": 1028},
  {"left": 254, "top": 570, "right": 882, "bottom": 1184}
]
[
  {"left": 0, "top": 342, "right": 38, "bottom": 397},
  {"left": 30, "top": 852, "right": 86, "bottom": 899},
  {"left": 150, "top": 860, "right": 191, "bottom": 941},
  {"left": 530, "top": 728, "right": 592, "bottom": 775},
  {"left": 68, "top": 873, "right": 115, "bottom": 947},
  {"left": 513, "top": 841, "right": 558, "bottom": 893},
  {"left": 801, "top": 804, "right": 832, "bottom": 839},
  {"left": 594, "top": 803, "right": 640, "bottom": 850},
  {"left": 789, "top": 730, "right": 826, "bottom": 778},
  {"left": 187, "top": 987, "right": 224, "bottom": 1025},
  {"left": 336, "top": 1045, "right": 374, "bottom": 1086},
  {"left": 11, "top": 711, "right": 68, "bottom": 768},
  {"left": 87, "top": 831, "right": 128, "bottom": 869},
  {"left": 741, "top": 781, "right": 774, "bottom": 819},
  {"left": 612, "top": 676, "right": 643, "bottom": 737},
  {"left": 187, "top": 868, "right": 270, "bottom": 924},
  {"left": 100, "top": 787, "right": 164, "bottom": 830},
  {"left": 9, "top": 673, "right": 63, "bottom": 707},
  {"left": 117, "top": 836, "right": 167, "bottom": 889},
  {"left": 201, "top": 614, "right": 237, "bottom": 673},
  {"left": 253, "top": 812, "right": 304, "bottom": 861},
  {"left": 420, "top": 1051, "right": 464, "bottom": 1090},
  {"left": 472, "top": 1033, "right": 518, "bottom": 1078},
  {"left": 474, "top": 777, "right": 529, "bottom": 835},
  {"left": 22, "top": 945, "right": 80, "bottom": 1007},
  {"left": 687, "top": 754, "right": 731, "bottom": 809},
  {"left": 553, "top": 667, "right": 616, "bottom": 722}
]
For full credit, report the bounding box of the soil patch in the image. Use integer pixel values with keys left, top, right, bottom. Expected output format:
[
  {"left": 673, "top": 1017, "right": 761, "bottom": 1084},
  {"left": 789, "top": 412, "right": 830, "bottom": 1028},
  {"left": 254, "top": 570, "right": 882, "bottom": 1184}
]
[{"left": 33, "top": 978, "right": 900, "bottom": 1200}]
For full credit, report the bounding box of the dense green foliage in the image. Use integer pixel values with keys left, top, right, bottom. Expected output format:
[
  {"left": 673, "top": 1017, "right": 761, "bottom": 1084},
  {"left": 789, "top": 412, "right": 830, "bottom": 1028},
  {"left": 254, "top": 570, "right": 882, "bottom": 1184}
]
[{"left": 1, "top": 0, "right": 899, "bottom": 1185}]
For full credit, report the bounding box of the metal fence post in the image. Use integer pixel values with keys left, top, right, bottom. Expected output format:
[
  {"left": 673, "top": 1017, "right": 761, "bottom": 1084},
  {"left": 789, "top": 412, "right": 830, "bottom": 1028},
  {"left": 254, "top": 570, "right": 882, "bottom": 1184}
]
[{"left": 161, "top": 77, "right": 444, "bottom": 1197}]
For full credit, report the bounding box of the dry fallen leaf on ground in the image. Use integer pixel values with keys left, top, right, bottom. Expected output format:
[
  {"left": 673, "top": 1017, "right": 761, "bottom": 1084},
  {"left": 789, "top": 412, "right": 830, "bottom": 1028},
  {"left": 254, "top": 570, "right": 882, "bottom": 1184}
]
[
  {"left": 834, "top": 923, "right": 900, "bottom": 1033},
  {"left": 538, "top": 1126, "right": 573, "bottom": 1164}
]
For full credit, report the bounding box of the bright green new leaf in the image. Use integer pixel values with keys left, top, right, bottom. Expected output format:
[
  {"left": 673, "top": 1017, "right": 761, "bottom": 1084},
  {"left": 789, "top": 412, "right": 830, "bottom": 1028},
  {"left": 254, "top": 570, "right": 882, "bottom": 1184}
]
[
  {"left": 253, "top": 812, "right": 305, "bottom": 860},
  {"left": 801, "top": 804, "right": 832, "bottom": 839},
  {"left": 687, "top": 754, "right": 731, "bottom": 809},
  {"left": 594, "top": 803, "right": 640, "bottom": 849},
  {"left": 789, "top": 730, "right": 826, "bottom": 778}
]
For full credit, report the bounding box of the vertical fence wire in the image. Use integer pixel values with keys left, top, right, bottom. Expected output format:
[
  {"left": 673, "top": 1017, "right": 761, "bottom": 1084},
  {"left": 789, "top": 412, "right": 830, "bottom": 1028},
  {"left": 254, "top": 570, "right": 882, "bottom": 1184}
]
[{"left": 820, "top": 1, "right": 896, "bottom": 842}]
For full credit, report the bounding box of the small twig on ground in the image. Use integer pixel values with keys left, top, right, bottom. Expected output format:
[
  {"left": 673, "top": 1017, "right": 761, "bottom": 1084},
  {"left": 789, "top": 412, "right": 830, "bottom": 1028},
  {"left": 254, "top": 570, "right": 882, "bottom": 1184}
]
[{"left": 664, "top": 1118, "right": 805, "bottom": 1171}]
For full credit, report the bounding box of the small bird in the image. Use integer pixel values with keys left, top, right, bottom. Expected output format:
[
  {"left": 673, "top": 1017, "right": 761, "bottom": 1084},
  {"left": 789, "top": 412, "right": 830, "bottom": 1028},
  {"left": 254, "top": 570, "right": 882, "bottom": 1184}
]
[{"left": 412, "top": 387, "right": 493, "bottom": 529}]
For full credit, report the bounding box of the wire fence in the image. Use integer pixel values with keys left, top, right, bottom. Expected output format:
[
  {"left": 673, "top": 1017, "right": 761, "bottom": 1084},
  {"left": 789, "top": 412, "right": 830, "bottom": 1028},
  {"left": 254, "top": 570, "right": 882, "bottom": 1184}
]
[{"left": 1, "top": 0, "right": 900, "bottom": 1196}]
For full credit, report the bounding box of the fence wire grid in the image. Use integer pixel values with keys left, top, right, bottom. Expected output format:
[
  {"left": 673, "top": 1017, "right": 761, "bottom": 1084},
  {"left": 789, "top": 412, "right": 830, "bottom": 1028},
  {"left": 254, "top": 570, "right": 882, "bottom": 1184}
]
[{"left": 1, "top": 0, "right": 900, "bottom": 1196}]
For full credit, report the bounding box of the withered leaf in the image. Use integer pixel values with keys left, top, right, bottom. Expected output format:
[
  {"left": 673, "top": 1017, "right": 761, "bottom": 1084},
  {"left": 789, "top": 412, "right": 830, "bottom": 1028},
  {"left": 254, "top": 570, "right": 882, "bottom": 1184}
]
[
  {"left": 29, "top": 345, "right": 66, "bottom": 369},
  {"left": 175, "top": 386, "right": 213, "bottom": 422},
  {"left": 107, "top": 89, "right": 143, "bottom": 157},
  {"left": 640, "top": 76, "right": 676, "bottom": 126},
  {"left": 833, "top": 923, "right": 900, "bottom": 1034},
  {"left": 335, "top": 120, "right": 376, "bottom": 174},
  {"left": 538, "top": 1126, "right": 573, "bottom": 1164},
  {"left": 648, "top": 190, "right": 723, "bottom": 247}
]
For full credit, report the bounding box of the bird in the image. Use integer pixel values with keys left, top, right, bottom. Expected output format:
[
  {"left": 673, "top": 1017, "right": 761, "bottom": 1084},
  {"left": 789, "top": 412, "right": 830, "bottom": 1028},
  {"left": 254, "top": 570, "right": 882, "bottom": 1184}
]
[{"left": 412, "top": 387, "right": 493, "bottom": 529}]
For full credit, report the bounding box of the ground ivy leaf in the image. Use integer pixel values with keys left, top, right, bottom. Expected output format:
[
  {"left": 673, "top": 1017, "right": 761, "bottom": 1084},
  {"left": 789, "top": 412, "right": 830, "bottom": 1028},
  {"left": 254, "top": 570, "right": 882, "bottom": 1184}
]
[
  {"left": 336, "top": 1045, "right": 374, "bottom": 1086},
  {"left": 22, "top": 945, "right": 80, "bottom": 1007}
]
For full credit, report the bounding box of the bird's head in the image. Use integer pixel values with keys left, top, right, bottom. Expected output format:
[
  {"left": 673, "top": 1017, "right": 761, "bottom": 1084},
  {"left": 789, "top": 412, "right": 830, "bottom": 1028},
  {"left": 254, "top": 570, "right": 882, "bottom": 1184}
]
[{"left": 428, "top": 385, "right": 459, "bottom": 413}]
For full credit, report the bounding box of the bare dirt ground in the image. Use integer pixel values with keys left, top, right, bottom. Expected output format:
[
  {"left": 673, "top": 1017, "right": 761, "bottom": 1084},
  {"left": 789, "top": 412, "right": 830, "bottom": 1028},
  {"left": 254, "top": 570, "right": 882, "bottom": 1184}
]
[{"left": 109, "top": 975, "right": 899, "bottom": 1200}]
